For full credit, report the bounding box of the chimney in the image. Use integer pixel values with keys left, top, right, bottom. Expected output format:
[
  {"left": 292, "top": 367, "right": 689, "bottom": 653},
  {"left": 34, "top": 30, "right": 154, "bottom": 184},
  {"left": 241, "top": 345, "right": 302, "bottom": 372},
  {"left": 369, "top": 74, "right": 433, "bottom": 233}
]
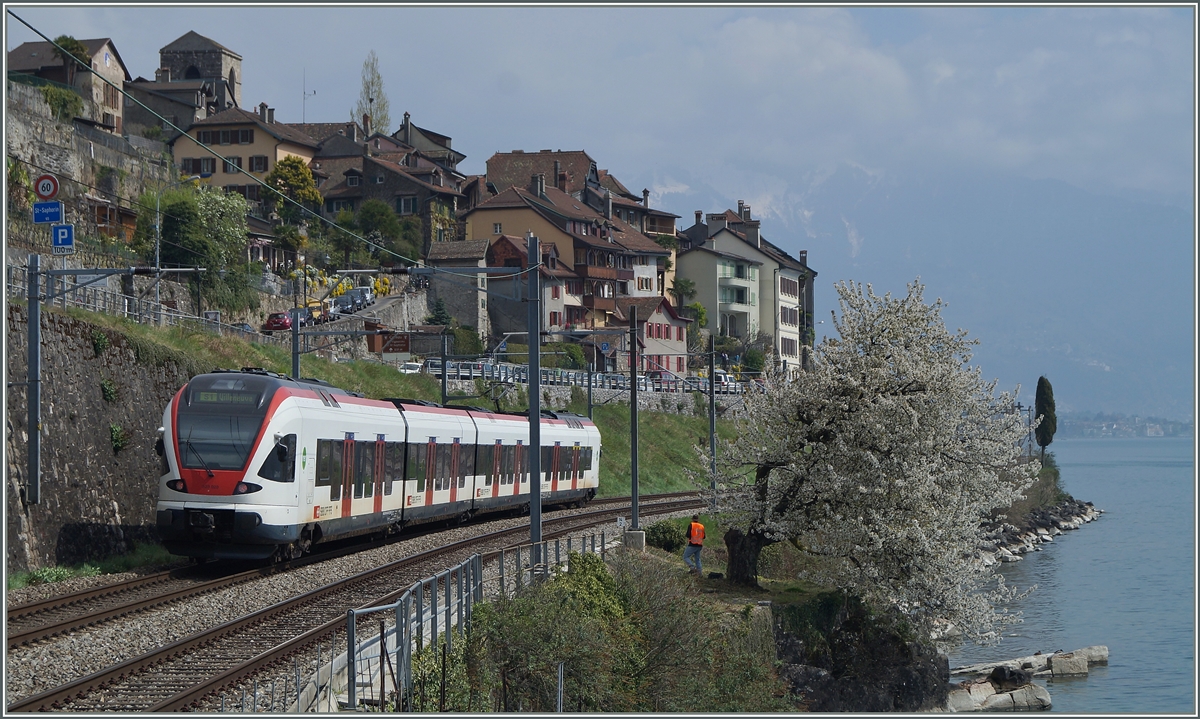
[
  {"left": 349, "top": 123, "right": 357, "bottom": 143},
  {"left": 737, "top": 200, "right": 744, "bottom": 216},
  {"left": 642, "top": 188, "right": 649, "bottom": 207},
  {"left": 605, "top": 190, "right": 613, "bottom": 219},
  {"left": 742, "top": 204, "right": 752, "bottom": 221},
  {"left": 708, "top": 213, "right": 727, "bottom": 236},
  {"left": 156, "top": 67, "right": 170, "bottom": 83},
  {"left": 403, "top": 111, "right": 411, "bottom": 143},
  {"left": 799, "top": 250, "right": 807, "bottom": 265},
  {"left": 258, "top": 102, "right": 268, "bottom": 121},
  {"left": 554, "top": 160, "right": 561, "bottom": 188},
  {"left": 694, "top": 210, "right": 702, "bottom": 226},
  {"left": 746, "top": 219, "right": 761, "bottom": 249},
  {"left": 267, "top": 107, "right": 275, "bottom": 124},
  {"left": 363, "top": 113, "right": 371, "bottom": 136}
]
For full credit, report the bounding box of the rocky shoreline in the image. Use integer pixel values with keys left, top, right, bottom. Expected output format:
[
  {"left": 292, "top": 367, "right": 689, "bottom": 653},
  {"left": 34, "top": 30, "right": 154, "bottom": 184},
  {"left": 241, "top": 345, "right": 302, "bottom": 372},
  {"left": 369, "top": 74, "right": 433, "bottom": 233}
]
[
  {"left": 946, "top": 645, "right": 1109, "bottom": 712},
  {"left": 981, "top": 498, "right": 1103, "bottom": 566}
]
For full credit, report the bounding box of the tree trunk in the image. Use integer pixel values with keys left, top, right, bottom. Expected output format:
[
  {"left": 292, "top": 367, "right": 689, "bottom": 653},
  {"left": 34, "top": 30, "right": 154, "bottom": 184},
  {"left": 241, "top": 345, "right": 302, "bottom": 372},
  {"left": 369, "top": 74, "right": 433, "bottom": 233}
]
[{"left": 724, "top": 527, "right": 774, "bottom": 587}]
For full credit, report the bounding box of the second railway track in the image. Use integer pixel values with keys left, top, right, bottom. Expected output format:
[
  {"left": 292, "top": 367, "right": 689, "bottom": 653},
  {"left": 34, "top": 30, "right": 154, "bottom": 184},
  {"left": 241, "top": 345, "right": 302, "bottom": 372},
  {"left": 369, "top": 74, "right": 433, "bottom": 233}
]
[{"left": 7, "top": 493, "right": 700, "bottom": 712}]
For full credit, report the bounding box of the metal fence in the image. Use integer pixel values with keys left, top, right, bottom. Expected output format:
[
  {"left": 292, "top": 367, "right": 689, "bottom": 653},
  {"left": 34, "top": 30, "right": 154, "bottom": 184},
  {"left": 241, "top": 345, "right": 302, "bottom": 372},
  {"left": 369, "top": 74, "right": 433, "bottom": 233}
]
[
  {"left": 217, "top": 530, "right": 612, "bottom": 713},
  {"left": 7, "top": 262, "right": 291, "bottom": 348}
]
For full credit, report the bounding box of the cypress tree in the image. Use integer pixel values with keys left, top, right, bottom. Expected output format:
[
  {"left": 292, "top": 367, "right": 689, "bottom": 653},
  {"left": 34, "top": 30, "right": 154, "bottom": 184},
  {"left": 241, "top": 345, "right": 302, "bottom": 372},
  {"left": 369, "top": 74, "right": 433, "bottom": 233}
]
[{"left": 1035, "top": 376, "right": 1057, "bottom": 463}]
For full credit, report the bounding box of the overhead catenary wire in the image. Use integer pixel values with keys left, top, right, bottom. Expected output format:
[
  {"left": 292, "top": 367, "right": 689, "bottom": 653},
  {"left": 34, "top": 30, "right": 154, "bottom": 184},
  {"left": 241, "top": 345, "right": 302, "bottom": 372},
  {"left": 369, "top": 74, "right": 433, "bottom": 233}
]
[{"left": 6, "top": 10, "right": 542, "bottom": 283}]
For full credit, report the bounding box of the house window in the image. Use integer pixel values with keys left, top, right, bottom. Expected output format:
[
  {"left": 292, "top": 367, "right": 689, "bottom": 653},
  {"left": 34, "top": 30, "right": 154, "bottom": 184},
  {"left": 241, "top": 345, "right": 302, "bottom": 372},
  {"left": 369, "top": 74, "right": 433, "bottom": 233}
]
[
  {"left": 677, "top": 357, "right": 684, "bottom": 372},
  {"left": 183, "top": 158, "right": 217, "bottom": 175},
  {"left": 493, "top": 223, "right": 502, "bottom": 234},
  {"left": 617, "top": 282, "right": 628, "bottom": 295},
  {"left": 677, "top": 326, "right": 684, "bottom": 341},
  {"left": 249, "top": 156, "right": 268, "bottom": 173},
  {"left": 780, "top": 337, "right": 799, "bottom": 357},
  {"left": 220, "top": 130, "right": 231, "bottom": 145},
  {"left": 567, "top": 280, "right": 583, "bottom": 296},
  {"left": 103, "top": 83, "right": 119, "bottom": 108},
  {"left": 328, "top": 199, "right": 354, "bottom": 212},
  {"left": 196, "top": 130, "right": 212, "bottom": 145},
  {"left": 637, "top": 277, "right": 653, "bottom": 291},
  {"left": 551, "top": 285, "right": 560, "bottom": 300},
  {"left": 348, "top": 175, "right": 360, "bottom": 187},
  {"left": 437, "top": 227, "right": 445, "bottom": 242},
  {"left": 224, "top": 156, "right": 242, "bottom": 174},
  {"left": 781, "top": 306, "right": 799, "bottom": 326},
  {"left": 239, "top": 129, "right": 254, "bottom": 144},
  {"left": 375, "top": 176, "right": 384, "bottom": 184},
  {"left": 549, "top": 311, "right": 563, "bottom": 326},
  {"left": 780, "top": 277, "right": 800, "bottom": 298},
  {"left": 397, "top": 196, "right": 417, "bottom": 215}
]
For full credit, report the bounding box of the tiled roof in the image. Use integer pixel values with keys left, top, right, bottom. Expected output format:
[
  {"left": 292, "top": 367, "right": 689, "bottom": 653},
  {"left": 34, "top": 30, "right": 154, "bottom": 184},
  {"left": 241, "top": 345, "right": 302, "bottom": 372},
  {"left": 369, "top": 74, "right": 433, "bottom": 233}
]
[
  {"left": 679, "top": 244, "right": 763, "bottom": 264},
  {"left": 290, "top": 122, "right": 362, "bottom": 143},
  {"left": 597, "top": 170, "right": 638, "bottom": 200},
  {"left": 614, "top": 296, "right": 690, "bottom": 324},
  {"left": 367, "top": 157, "right": 464, "bottom": 197},
  {"left": 315, "top": 133, "right": 365, "bottom": 158},
  {"left": 426, "top": 239, "right": 489, "bottom": 262},
  {"left": 486, "top": 150, "right": 596, "bottom": 195},
  {"left": 184, "top": 107, "right": 319, "bottom": 148},
  {"left": 8, "top": 38, "right": 132, "bottom": 81},
  {"left": 161, "top": 30, "right": 240, "bottom": 59}
]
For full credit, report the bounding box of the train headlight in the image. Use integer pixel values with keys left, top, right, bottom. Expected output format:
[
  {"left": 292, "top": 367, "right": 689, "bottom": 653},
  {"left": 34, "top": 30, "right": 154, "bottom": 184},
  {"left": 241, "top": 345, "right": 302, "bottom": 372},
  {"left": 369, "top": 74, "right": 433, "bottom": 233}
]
[
  {"left": 234, "top": 481, "right": 262, "bottom": 495},
  {"left": 167, "top": 479, "right": 187, "bottom": 492}
]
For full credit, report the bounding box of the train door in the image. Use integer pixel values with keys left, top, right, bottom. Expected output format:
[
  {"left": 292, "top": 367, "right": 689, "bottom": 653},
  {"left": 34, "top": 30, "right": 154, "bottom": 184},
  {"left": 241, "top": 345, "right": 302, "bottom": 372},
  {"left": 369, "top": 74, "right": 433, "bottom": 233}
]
[
  {"left": 449, "top": 439, "right": 460, "bottom": 504},
  {"left": 423, "top": 438, "right": 436, "bottom": 507},
  {"left": 341, "top": 434, "right": 355, "bottom": 518},
  {"left": 571, "top": 443, "right": 581, "bottom": 490},
  {"left": 373, "top": 434, "right": 385, "bottom": 514}
]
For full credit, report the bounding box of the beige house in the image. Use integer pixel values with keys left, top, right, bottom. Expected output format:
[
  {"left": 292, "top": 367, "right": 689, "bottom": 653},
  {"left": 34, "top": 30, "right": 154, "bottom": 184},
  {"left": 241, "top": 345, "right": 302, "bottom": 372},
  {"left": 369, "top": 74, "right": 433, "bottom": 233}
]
[
  {"left": 678, "top": 203, "right": 816, "bottom": 368},
  {"left": 171, "top": 104, "right": 318, "bottom": 204},
  {"left": 7, "top": 38, "right": 131, "bottom": 132}
]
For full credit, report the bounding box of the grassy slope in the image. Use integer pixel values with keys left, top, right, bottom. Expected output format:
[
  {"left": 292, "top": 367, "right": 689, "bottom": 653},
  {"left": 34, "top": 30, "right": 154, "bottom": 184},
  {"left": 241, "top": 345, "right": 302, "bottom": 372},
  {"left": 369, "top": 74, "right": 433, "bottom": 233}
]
[{"left": 50, "top": 306, "right": 728, "bottom": 498}]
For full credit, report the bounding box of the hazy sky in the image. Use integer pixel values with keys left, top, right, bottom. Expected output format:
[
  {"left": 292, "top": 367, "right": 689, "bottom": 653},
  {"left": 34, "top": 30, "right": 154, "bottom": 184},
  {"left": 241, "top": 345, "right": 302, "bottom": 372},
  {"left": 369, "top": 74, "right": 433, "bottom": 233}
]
[
  {"left": 6, "top": 5, "right": 1192, "bottom": 202},
  {"left": 5, "top": 4, "right": 1196, "bottom": 416}
]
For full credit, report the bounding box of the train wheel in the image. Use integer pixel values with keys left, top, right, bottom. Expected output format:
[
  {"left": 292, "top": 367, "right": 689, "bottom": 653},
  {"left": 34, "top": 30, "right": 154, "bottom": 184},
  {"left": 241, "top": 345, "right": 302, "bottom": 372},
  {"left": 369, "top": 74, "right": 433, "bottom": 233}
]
[{"left": 457, "top": 510, "right": 474, "bottom": 525}]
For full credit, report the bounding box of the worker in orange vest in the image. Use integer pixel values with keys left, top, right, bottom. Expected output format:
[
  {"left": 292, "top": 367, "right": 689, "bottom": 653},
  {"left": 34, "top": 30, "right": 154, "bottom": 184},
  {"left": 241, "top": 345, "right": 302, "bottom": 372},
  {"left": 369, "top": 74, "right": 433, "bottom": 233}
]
[{"left": 684, "top": 514, "right": 705, "bottom": 575}]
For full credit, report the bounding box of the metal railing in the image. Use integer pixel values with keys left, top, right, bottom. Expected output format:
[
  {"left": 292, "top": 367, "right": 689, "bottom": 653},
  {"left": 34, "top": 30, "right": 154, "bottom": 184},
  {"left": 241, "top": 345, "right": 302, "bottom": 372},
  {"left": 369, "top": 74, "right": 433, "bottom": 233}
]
[{"left": 7, "top": 263, "right": 291, "bottom": 348}]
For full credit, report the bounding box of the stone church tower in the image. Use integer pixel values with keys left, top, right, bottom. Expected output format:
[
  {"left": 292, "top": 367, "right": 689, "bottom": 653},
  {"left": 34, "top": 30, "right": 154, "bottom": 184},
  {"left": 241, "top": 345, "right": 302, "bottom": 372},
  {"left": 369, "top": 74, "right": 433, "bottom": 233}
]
[{"left": 158, "top": 31, "right": 242, "bottom": 110}]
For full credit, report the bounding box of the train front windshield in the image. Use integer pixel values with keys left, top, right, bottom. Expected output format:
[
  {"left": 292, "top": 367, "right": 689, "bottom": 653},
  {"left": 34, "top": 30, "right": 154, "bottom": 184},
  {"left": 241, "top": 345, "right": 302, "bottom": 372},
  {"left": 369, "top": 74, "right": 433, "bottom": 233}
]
[{"left": 175, "top": 375, "right": 273, "bottom": 472}]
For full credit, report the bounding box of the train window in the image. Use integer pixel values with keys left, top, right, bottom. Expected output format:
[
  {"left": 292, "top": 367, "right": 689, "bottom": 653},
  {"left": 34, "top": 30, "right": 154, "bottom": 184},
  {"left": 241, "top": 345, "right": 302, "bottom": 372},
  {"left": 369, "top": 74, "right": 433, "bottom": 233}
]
[
  {"left": 355, "top": 443, "right": 375, "bottom": 498},
  {"left": 478, "top": 444, "right": 492, "bottom": 486},
  {"left": 384, "top": 442, "right": 403, "bottom": 495},
  {"left": 435, "top": 444, "right": 452, "bottom": 492},
  {"left": 408, "top": 442, "right": 429, "bottom": 492},
  {"left": 460, "top": 444, "right": 474, "bottom": 488},
  {"left": 317, "top": 440, "right": 331, "bottom": 486},
  {"left": 501, "top": 445, "right": 513, "bottom": 485},
  {"left": 257, "top": 434, "right": 296, "bottom": 482},
  {"left": 329, "top": 442, "right": 343, "bottom": 501}
]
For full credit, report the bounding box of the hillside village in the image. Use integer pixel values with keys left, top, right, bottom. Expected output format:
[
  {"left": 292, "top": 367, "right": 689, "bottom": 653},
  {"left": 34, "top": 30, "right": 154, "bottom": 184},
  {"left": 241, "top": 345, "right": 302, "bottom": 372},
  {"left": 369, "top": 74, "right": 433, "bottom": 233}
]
[{"left": 7, "top": 30, "right": 817, "bottom": 377}]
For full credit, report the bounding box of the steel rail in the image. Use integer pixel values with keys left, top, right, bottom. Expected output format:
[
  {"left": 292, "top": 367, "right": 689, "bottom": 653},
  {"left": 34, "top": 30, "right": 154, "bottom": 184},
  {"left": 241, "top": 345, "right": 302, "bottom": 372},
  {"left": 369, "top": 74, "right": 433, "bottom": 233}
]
[{"left": 6, "top": 496, "right": 701, "bottom": 712}]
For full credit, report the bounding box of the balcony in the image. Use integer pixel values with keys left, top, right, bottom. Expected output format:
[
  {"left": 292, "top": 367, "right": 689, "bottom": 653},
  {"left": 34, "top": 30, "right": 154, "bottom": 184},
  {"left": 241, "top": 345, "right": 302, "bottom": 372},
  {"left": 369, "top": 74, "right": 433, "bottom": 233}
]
[
  {"left": 718, "top": 274, "right": 752, "bottom": 288},
  {"left": 582, "top": 295, "right": 616, "bottom": 312},
  {"left": 616, "top": 269, "right": 634, "bottom": 280},
  {"left": 574, "top": 263, "right": 618, "bottom": 281}
]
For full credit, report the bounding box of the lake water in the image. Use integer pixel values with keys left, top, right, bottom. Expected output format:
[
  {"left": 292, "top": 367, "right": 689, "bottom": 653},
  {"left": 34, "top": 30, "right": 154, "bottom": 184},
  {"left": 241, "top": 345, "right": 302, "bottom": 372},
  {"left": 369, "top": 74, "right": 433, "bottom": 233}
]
[{"left": 945, "top": 437, "right": 1196, "bottom": 713}]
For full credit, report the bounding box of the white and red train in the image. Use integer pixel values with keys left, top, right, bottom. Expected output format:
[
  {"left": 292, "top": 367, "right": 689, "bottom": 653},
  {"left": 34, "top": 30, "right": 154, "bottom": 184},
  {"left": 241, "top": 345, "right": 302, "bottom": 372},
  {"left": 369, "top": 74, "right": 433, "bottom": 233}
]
[{"left": 156, "top": 369, "right": 601, "bottom": 560}]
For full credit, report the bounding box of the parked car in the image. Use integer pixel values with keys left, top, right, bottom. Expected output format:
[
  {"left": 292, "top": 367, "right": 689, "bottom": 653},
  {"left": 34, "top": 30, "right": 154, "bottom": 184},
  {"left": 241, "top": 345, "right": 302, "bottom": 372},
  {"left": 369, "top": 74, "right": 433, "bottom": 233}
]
[
  {"left": 358, "top": 285, "right": 376, "bottom": 305},
  {"left": 331, "top": 295, "right": 356, "bottom": 316},
  {"left": 305, "top": 299, "right": 331, "bottom": 324},
  {"left": 398, "top": 362, "right": 423, "bottom": 375},
  {"left": 422, "top": 358, "right": 458, "bottom": 376},
  {"left": 261, "top": 312, "right": 292, "bottom": 334},
  {"left": 232, "top": 322, "right": 255, "bottom": 334},
  {"left": 344, "top": 288, "right": 368, "bottom": 311},
  {"left": 683, "top": 376, "right": 710, "bottom": 393}
]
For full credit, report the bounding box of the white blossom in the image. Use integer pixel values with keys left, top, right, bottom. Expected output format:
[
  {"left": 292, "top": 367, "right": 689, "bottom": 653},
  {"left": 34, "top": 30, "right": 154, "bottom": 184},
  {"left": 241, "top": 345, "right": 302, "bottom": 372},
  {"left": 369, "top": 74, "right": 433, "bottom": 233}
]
[{"left": 709, "top": 279, "right": 1036, "bottom": 645}]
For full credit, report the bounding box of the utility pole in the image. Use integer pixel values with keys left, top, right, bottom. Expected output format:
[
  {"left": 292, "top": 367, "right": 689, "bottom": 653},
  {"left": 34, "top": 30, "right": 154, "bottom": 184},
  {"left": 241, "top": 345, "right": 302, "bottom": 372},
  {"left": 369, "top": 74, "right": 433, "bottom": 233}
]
[
  {"left": 527, "top": 232, "right": 542, "bottom": 562},
  {"left": 708, "top": 334, "right": 717, "bottom": 512},
  {"left": 629, "top": 305, "right": 639, "bottom": 530},
  {"left": 26, "top": 254, "right": 41, "bottom": 504},
  {"left": 440, "top": 333, "right": 449, "bottom": 406},
  {"left": 292, "top": 265, "right": 301, "bottom": 378}
]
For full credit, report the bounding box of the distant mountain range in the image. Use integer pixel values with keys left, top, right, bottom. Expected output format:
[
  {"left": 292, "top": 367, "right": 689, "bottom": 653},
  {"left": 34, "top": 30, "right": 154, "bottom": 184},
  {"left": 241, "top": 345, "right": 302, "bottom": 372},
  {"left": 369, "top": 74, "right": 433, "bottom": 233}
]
[{"left": 638, "top": 163, "right": 1195, "bottom": 420}]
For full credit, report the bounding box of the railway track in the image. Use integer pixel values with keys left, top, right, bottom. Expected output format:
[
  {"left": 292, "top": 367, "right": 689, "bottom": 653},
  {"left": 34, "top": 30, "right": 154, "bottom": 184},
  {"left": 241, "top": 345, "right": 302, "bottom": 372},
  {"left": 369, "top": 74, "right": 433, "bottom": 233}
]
[
  {"left": 7, "top": 494, "right": 701, "bottom": 712},
  {"left": 6, "top": 492, "right": 692, "bottom": 651}
]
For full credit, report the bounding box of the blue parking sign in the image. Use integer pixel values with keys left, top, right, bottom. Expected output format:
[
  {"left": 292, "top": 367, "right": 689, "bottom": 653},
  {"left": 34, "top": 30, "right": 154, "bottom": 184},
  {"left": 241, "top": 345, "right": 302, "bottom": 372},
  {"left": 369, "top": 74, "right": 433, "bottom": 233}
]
[
  {"left": 51, "top": 224, "right": 75, "bottom": 255},
  {"left": 33, "top": 201, "right": 63, "bottom": 224},
  {"left": 601, "top": 342, "right": 610, "bottom": 352}
]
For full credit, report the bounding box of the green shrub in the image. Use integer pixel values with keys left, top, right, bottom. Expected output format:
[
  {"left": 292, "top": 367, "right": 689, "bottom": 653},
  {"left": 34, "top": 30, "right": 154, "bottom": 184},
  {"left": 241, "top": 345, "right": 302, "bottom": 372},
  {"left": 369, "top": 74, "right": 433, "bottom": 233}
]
[
  {"left": 646, "top": 520, "right": 686, "bottom": 553},
  {"left": 100, "top": 378, "right": 118, "bottom": 402},
  {"left": 28, "top": 566, "right": 73, "bottom": 585},
  {"left": 109, "top": 423, "right": 129, "bottom": 453},
  {"left": 92, "top": 329, "right": 111, "bottom": 356},
  {"left": 39, "top": 85, "right": 84, "bottom": 121}
]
